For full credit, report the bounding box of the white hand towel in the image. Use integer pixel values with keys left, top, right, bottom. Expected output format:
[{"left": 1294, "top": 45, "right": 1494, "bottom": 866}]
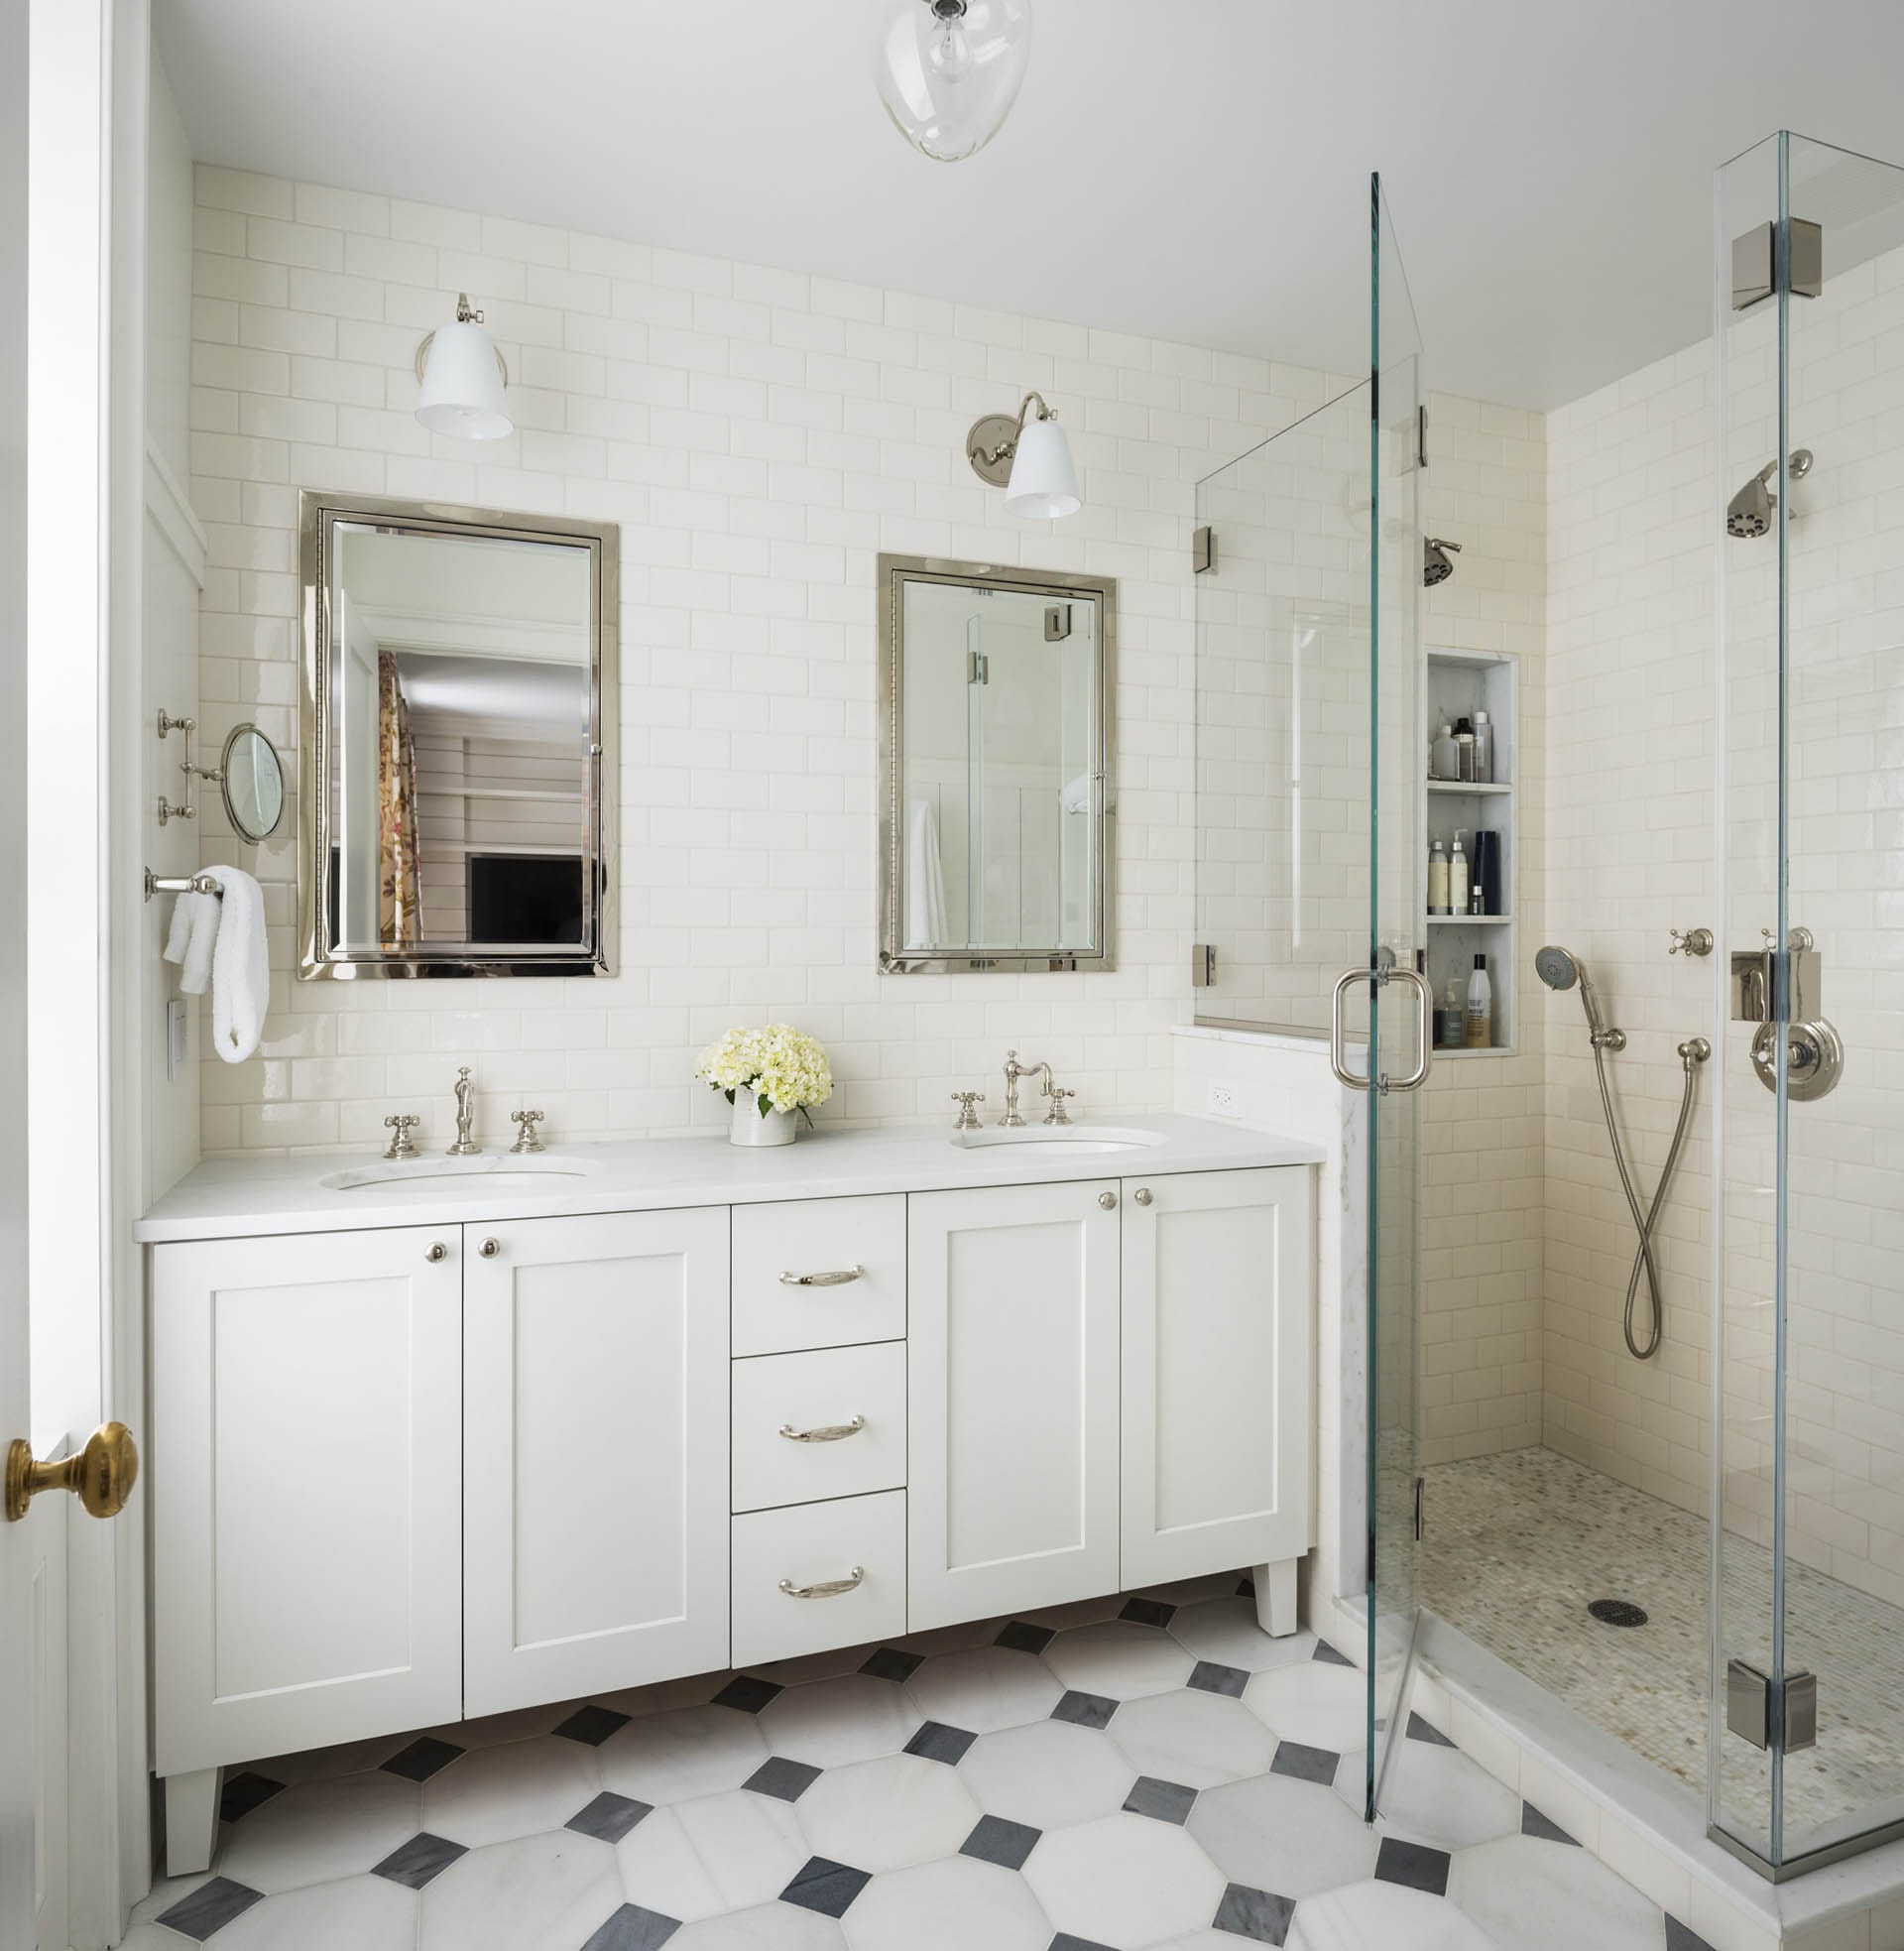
[
  {"left": 905, "top": 798, "right": 949, "bottom": 951},
  {"left": 163, "top": 890, "right": 219, "bottom": 996},
  {"left": 205, "top": 865, "right": 270, "bottom": 1064}
]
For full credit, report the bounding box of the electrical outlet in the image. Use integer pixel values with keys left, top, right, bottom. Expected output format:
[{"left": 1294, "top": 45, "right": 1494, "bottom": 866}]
[{"left": 1207, "top": 1078, "right": 1241, "bottom": 1118}]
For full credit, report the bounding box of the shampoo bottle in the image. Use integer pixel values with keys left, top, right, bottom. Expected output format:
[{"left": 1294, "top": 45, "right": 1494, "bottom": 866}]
[
  {"left": 1449, "top": 830, "right": 1470, "bottom": 915},
  {"left": 1427, "top": 840, "right": 1450, "bottom": 915},
  {"left": 1473, "top": 708, "right": 1494, "bottom": 784},
  {"left": 1454, "top": 716, "right": 1477, "bottom": 782},
  {"left": 1465, "top": 954, "right": 1492, "bottom": 1048},
  {"left": 1436, "top": 980, "right": 1463, "bottom": 1049},
  {"left": 1430, "top": 718, "right": 1459, "bottom": 781}
]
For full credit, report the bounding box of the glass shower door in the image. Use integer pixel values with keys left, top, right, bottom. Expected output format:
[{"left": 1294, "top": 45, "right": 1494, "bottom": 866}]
[{"left": 1363, "top": 172, "right": 1429, "bottom": 1818}]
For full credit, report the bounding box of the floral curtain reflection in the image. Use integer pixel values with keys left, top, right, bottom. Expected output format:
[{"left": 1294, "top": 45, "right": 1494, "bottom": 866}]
[{"left": 377, "top": 650, "right": 421, "bottom": 946}]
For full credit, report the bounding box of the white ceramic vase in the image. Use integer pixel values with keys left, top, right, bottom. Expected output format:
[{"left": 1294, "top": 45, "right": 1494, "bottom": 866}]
[{"left": 729, "top": 1092, "right": 797, "bottom": 1148}]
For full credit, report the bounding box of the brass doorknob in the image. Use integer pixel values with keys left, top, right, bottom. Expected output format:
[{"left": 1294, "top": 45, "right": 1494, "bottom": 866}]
[{"left": 5, "top": 1420, "right": 139, "bottom": 1524}]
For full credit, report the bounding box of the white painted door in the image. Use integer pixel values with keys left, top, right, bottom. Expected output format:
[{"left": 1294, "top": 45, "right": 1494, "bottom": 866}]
[
  {"left": 464, "top": 1207, "right": 730, "bottom": 1716},
  {"left": 149, "top": 1227, "right": 464, "bottom": 1777},
  {"left": 907, "top": 1179, "right": 1121, "bottom": 1630},
  {"left": 1121, "top": 1167, "right": 1311, "bottom": 1589}
]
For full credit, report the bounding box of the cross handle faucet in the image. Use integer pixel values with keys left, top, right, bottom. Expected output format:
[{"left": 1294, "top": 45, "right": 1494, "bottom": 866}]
[{"left": 447, "top": 1066, "right": 481, "bottom": 1157}]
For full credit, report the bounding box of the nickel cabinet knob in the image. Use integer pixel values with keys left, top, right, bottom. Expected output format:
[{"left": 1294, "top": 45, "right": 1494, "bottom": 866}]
[
  {"left": 479, "top": 1238, "right": 501, "bottom": 1258},
  {"left": 425, "top": 1242, "right": 449, "bottom": 1263},
  {"left": 1098, "top": 1190, "right": 1117, "bottom": 1210},
  {"left": 1133, "top": 1187, "right": 1152, "bottom": 1206}
]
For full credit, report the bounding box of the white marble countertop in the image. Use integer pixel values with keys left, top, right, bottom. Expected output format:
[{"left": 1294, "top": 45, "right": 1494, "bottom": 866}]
[{"left": 134, "top": 1113, "right": 1327, "bottom": 1244}]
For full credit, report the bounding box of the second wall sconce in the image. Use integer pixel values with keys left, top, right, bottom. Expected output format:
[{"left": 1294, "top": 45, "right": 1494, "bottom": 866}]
[
  {"left": 965, "top": 391, "right": 1081, "bottom": 518},
  {"left": 414, "top": 293, "right": 513, "bottom": 441}
]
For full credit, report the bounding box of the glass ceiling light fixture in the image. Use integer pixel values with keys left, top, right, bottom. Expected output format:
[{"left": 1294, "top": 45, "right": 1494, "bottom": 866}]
[
  {"left": 413, "top": 293, "right": 513, "bottom": 440},
  {"left": 873, "top": 0, "right": 1032, "bottom": 164},
  {"left": 966, "top": 391, "right": 1080, "bottom": 518}
]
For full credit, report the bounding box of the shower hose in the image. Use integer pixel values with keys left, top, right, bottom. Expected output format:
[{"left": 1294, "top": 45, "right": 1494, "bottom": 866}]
[{"left": 1590, "top": 1036, "right": 1707, "bottom": 1361}]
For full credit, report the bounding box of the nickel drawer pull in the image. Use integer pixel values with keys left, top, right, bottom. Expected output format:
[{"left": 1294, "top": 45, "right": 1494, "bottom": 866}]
[
  {"left": 778, "top": 1266, "right": 865, "bottom": 1287},
  {"left": 778, "top": 1414, "right": 867, "bottom": 1444},
  {"left": 778, "top": 1566, "right": 865, "bottom": 1600}
]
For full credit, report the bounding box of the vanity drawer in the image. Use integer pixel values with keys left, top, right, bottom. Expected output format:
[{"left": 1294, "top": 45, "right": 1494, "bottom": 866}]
[
  {"left": 732, "top": 1195, "right": 905, "bottom": 1356},
  {"left": 732, "top": 1342, "right": 905, "bottom": 1514},
  {"left": 731, "top": 1490, "right": 906, "bottom": 1667}
]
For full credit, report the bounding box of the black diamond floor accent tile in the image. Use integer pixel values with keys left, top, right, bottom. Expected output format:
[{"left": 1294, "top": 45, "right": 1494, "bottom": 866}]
[
  {"left": 380, "top": 1735, "right": 464, "bottom": 1781},
  {"left": 1213, "top": 1882, "right": 1296, "bottom": 1944},
  {"left": 1665, "top": 1920, "right": 1720, "bottom": 1951},
  {"left": 781, "top": 1856, "right": 871, "bottom": 1918},
  {"left": 581, "top": 1901, "right": 683, "bottom": 1950},
  {"left": 554, "top": 1703, "right": 633, "bottom": 1747},
  {"left": 1235, "top": 1576, "right": 1256, "bottom": 1598},
  {"left": 713, "top": 1674, "right": 782, "bottom": 1713},
  {"left": 372, "top": 1831, "right": 469, "bottom": 1890},
  {"left": 961, "top": 1813, "right": 1042, "bottom": 1870},
  {"left": 1051, "top": 1689, "right": 1118, "bottom": 1730},
  {"left": 904, "top": 1720, "right": 978, "bottom": 1765},
  {"left": 1405, "top": 1711, "right": 1456, "bottom": 1749},
  {"left": 1311, "top": 1640, "right": 1353, "bottom": 1668},
  {"left": 1188, "top": 1659, "right": 1250, "bottom": 1698},
  {"left": 217, "top": 1770, "right": 285, "bottom": 1824},
  {"left": 746, "top": 1757, "right": 823, "bottom": 1801},
  {"left": 568, "top": 1790, "right": 652, "bottom": 1844},
  {"left": 1374, "top": 1836, "right": 1451, "bottom": 1897},
  {"left": 1520, "top": 1801, "right": 1578, "bottom": 1846},
  {"left": 996, "top": 1619, "right": 1056, "bottom": 1654},
  {"left": 1124, "top": 1775, "right": 1198, "bottom": 1825},
  {"left": 1269, "top": 1740, "right": 1339, "bottom": 1785},
  {"left": 860, "top": 1645, "right": 923, "bottom": 1682},
  {"left": 1120, "top": 1597, "right": 1176, "bottom": 1628},
  {"left": 154, "top": 1877, "right": 265, "bottom": 1941}
]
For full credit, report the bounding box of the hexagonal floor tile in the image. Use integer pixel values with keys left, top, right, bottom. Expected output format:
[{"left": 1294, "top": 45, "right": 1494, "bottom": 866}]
[
  {"left": 421, "top": 1735, "right": 602, "bottom": 1850},
  {"left": 207, "top": 1872, "right": 416, "bottom": 1951},
  {"left": 1021, "top": 1810, "right": 1225, "bottom": 1947},
  {"left": 842, "top": 1854, "right": 1051, "bottom": 1951},
  {"left": 1448, "top": 1835, "right": 1668, "bottom": 1951},
  {"left": 904, "top": 1646, "right": 1063, "bottom": 1734},
  {"left": 1360, "top": 1741, "right": 1520, "bottom": 1852},
  {"left": 612, "top": 1806, "right": 727, "bottom": 1923},
  {"left": 1287, "top": 1879, "right": 1495, "bottom": 1950},
  {"left": 667, "top": 1902, "right": 846, "bottom": 1947},
  {"left": 958, "top": 1718, "right": 1134, "bottom": 1829},
  {"left": 1242, "top": 1661, "right": 1368, "bottom": 1753},
  {"left": 796, "top": 1753, "right": 983, "bottom": 1873},
  {"left": 416, "top": 1830, "right": 624, "bottom": 1949},
  {"left": 1043, "top": 1622, "right": 1195, "bottom": 1701},
  {"left": 598, "top": 1705, "right": 770, "bottom": 1805},
  {"left": 213, "top": 1772, "right": 423, "bottom": 1893},
  {"left": 1166, "top": 1599, "right": 1316, "bottom": 1674},
  {"left": 1186, "top": 1772, "right": 1378, "bottom": 1899},
  {"left": 760, "top": 1674, "right": 921, "bottom": 1768},
  {"left": 1108, "top": 1687, "right": 1278, "bottom": 1790}
]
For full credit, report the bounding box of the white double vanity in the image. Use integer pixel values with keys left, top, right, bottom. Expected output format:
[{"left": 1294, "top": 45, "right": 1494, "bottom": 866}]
[{"left": 136, "top": 1115, "right": 1321, "bottom": 1874}]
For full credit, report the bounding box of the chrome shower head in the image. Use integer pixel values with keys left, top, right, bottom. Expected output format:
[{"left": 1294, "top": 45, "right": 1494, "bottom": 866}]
[
  {"left": 1535, "top": 944, "right": 1624, "bottom": 1049},
  {"left": 1423, "top": 537, "right": 1461, "bottom": 587},
  {"left": 1726, "top": 448, "right": 1814, "bottom": 538},
  {"left": 1534, "top": 944, "right": 1580, "bottom": 993}
]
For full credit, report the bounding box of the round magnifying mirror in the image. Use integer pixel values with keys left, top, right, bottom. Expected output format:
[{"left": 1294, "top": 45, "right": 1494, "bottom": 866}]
[{"left": 219, "top": 723, "right": 284, "bottom": 843}]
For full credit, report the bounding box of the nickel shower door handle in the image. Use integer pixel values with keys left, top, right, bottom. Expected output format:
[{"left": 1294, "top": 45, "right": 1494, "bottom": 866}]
[
  {"left": 1329, "top": 968, "right": 1369, "bottom": 1091},
  {"left": 1331, "top": 965, "right": 1433, "bottom": 1094}
]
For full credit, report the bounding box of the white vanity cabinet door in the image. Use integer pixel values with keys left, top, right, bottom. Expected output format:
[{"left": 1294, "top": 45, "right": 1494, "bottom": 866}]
[
  {"left": 906, "top": 1179, "right": 1121, "bottom": 1630},
  {"left": 463, "top": 1207, "right": 729, "bottom": 1716},
  {"left": 1120, "top": 1167, "right": 1311, "bottom": 1589},
  {"left": 732, "top": 1194, "right": 906, "bottom": 1356},
  {"left": 150, "top": 1226, "right": 463, "bottom": 1777}
]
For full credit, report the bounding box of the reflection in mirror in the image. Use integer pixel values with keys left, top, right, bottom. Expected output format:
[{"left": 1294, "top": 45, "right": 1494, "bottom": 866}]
[
  {"left": 300, "top": 496, "right": 616, "bottom": 978},
  {"left": 880, "top": 555, "right": 1115, "bottom": 972},
  {"left": 219, "top": 722, "right": 284, "bottom": 842}
]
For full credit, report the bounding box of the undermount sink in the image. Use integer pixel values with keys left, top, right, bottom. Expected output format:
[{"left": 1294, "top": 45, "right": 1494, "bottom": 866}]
[
  {"left": 951, "top": 1124, "right": 1165, "bottom": 1157},
  {"left": 319, "top": 1156, "right": 590, "bottom": 1193}
]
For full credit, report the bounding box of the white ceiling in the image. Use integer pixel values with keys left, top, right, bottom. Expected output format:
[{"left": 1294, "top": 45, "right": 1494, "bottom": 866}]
[{"left": 154, "top": 0, "right": 1904, "bottom": 410}]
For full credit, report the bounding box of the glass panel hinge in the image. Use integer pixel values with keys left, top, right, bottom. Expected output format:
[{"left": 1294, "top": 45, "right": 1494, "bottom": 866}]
[
  {"left": 1726, "top": 1658, "right": 1819, "bottom": 1753},
  {"left": 1192, "top": 526, "right": 1216, "bottom": 574}
]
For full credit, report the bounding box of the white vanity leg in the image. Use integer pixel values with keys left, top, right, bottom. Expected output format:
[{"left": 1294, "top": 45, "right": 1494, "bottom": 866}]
[
  {"left": 165, "top": 1768, "right": 221, "bottom": 1878},
  {"left": 1253, "top": 1558, "right": 1298, "bottom": 1638}
]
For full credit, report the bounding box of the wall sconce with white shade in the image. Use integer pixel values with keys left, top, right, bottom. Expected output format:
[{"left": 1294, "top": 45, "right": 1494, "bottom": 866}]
[
  {"left": 413, "top": 294, "right": 513, "bottom": 440},
  {"left": 965, "top": 391, "right": 1080, "bottom": 518}
]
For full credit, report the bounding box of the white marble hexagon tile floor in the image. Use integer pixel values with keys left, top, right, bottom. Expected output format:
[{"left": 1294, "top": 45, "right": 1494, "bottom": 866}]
[{"left": 124, "top": 1573, "right": 1721, "bottom": 1951}]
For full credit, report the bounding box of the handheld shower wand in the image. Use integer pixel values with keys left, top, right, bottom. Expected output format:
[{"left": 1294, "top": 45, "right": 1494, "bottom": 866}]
[{"left": 1535, "top": 946, "right": 1708, "bottom": 1361}]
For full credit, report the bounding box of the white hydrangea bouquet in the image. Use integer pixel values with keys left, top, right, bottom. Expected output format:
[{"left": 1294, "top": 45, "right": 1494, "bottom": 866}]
[{"left": 695, "top": 1023, "right": 833, "bottom": 1148}]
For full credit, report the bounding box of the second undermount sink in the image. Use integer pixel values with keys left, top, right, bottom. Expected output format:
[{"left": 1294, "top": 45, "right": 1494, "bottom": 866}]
[
  {"left": 951, "top": 1124, "right": 1165, "bottom": 1157},
  {"left": 319, "top": 1156, "right": 591, "bottom": 1193}
]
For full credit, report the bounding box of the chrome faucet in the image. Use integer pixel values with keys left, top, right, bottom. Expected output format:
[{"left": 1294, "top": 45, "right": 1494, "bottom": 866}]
[
  {"left": 447, "top": 1066, "right": 481, "bottom": 1157},
  {"left": 1003, "top": 1049, "right": 1065, "bottom": 1128}
]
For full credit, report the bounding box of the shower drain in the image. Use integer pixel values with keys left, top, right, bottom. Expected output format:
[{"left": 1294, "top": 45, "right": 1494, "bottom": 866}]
[{"left": 1589, "top": 1598, "right": 1648, "bottom": 1628}]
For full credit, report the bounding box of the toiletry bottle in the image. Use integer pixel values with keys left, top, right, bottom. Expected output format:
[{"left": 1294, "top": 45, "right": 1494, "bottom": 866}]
[
  {"left": 1473, "top": 708, "right": 1494, "bottom": 784},
  {"left": 1470, "top": 885, "right": 1486, "bottom": 916},
  {"left": 1438, "top": 979, "right": 1463, "bottom": 1049},
  {"left": 1472, "top": 829, "right": 1501, "bottom": 917},
  {"left": 1427, "top": 839, "right": 1450, "bottom": 915},
  {"left": 1465, "top": 954, "right": 1491, "bottom": 1048},
  {"left": 1449, "top": 830, "right": 1470, "bottom": 915},
  {"left": 1454, "top": 716, "right": 1476, "bottom": 782},
  {"left": 1430, "top": 717, "right": 1458, "bottom": 781}
]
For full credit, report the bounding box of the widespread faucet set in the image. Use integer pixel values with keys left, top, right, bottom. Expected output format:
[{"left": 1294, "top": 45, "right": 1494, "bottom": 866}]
[
  {"left": 382, "top": 1066, "right": 546, "bottom": 1160},
  {"left": 950, "top": 1049, "right": 1077, "bottom": 1131}
]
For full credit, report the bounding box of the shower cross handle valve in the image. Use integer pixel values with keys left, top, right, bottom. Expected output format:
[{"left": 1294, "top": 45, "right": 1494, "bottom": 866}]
[{"left": 1669, "top": 927, "right": 1713, "bottom": 957}]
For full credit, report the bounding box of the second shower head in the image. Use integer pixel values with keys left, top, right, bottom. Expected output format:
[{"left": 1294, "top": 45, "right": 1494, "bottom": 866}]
[
  {"left": 1535, "top": 943, "right": 1624, "bottom": 1050},
  {"left": 1424, "top": 537, "right": 1461, "bottom": 586},
  {"left": 1727, "top": 448, "right": 1814, "bottom": 539}
]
